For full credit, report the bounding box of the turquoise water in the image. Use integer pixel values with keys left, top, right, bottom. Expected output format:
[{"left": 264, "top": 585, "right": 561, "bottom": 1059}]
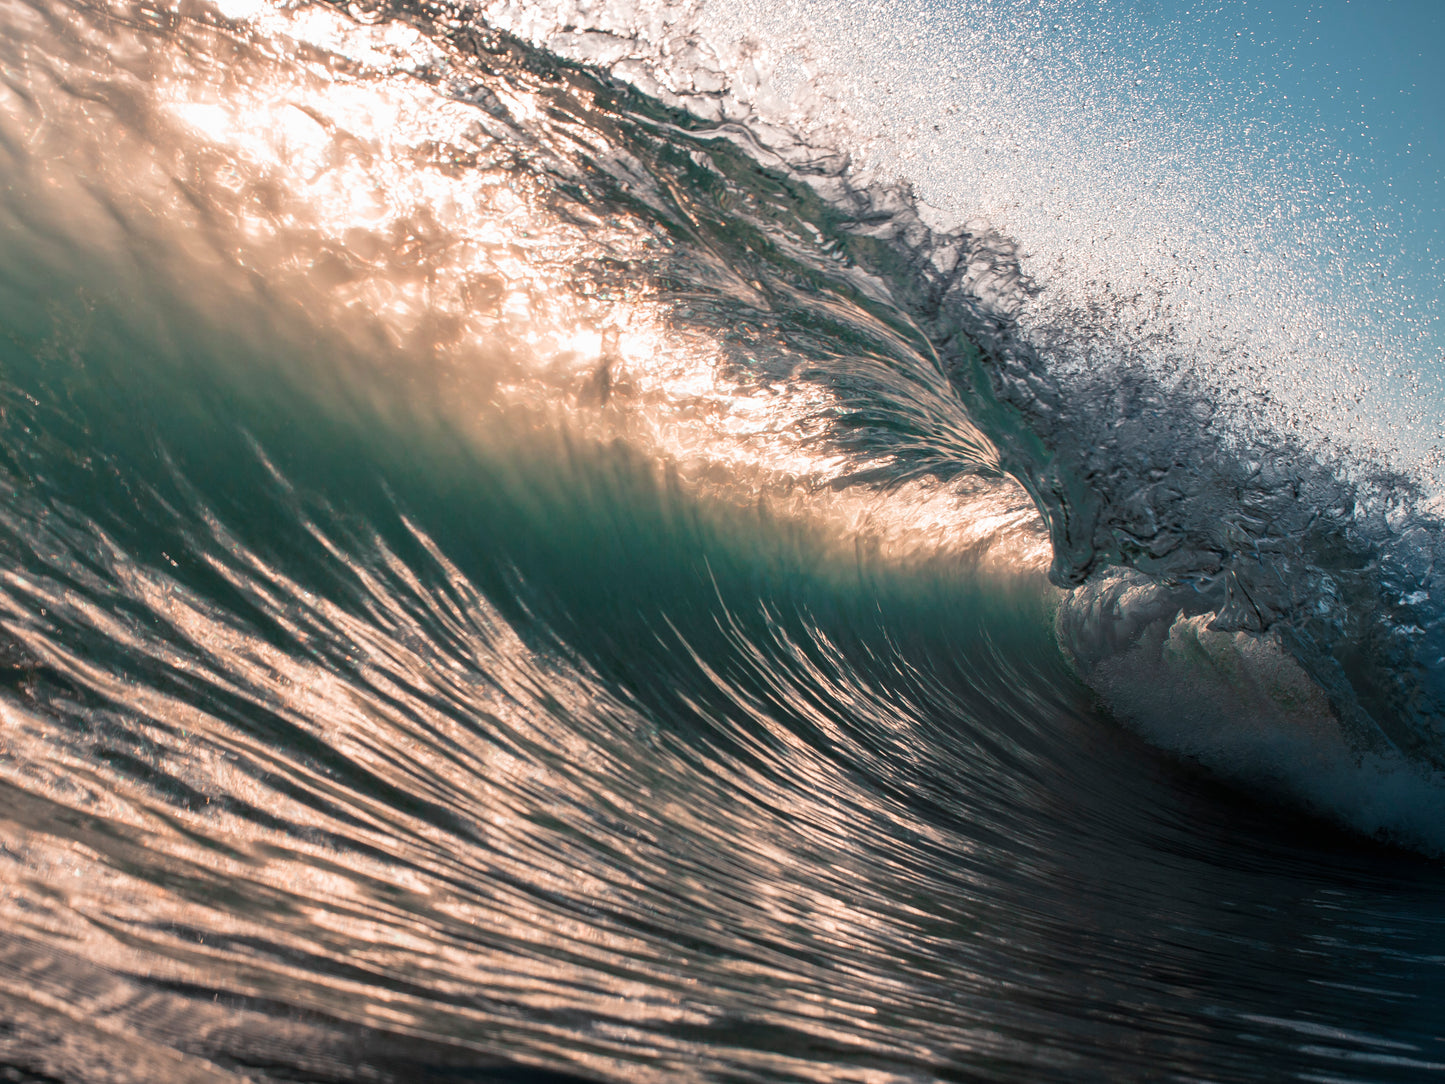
[{"left": 0, "top": 0, "right": 1443, "bottom": 1080}]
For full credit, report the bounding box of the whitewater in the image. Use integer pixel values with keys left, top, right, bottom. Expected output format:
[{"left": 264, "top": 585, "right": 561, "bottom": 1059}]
[{"left": 0, "top": 0, "right": 1442, "bottom": 1080}]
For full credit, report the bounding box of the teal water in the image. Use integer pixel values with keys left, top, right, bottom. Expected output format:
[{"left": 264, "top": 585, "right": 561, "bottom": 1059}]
[{"left": 0, "top": 1, "right": 1443, "bottom": 1080}]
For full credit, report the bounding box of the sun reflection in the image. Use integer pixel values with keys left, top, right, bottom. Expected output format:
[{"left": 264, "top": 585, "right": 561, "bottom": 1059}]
[
  {"left": 0, "top": 0, "right": 1052, "bottom": 575},
  {"left": 0, "top": 4, "right": 1056, "bottom": 1064}
]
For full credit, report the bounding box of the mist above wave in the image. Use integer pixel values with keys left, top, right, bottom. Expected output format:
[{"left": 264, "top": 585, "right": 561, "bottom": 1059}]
[{"left": 480, "top": 0, "right": 1443, "bottom": 473}]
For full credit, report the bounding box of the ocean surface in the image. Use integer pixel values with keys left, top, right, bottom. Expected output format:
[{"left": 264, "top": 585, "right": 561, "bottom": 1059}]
[{"left": 0, "top": 0, "right": 1443, "bottom": 1080}]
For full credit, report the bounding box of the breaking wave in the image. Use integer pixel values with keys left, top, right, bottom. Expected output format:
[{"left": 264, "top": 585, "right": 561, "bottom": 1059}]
[{"left": 0, "top": 0, "right": 1442, "bottom": 1080}]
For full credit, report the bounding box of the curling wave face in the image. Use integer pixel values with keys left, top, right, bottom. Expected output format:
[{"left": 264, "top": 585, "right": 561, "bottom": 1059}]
[{"left": 0, "top": 0, "right": 1443, "bottom": 1080}]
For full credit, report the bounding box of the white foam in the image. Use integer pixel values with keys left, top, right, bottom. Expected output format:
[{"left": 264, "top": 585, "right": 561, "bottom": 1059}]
[{"left": 1059, "top": 573, "right": 1445, "bottom": 855}]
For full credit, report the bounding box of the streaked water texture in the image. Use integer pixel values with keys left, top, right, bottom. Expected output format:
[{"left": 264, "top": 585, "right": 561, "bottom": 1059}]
[{"left": 0, "top": 1, "right": 1442, "bottom": 1080}]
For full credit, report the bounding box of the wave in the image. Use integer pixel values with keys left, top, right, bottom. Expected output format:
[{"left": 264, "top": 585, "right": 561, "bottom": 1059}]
[
  {"left": 0, "top": 0, "right": 1444, "bottom": 1079},
  {"left": 470, "top": 0, "right": 1445, "bottom": 831},
  {"left": 311, "top": 0, "right": 1445, "bottom": 838}
]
